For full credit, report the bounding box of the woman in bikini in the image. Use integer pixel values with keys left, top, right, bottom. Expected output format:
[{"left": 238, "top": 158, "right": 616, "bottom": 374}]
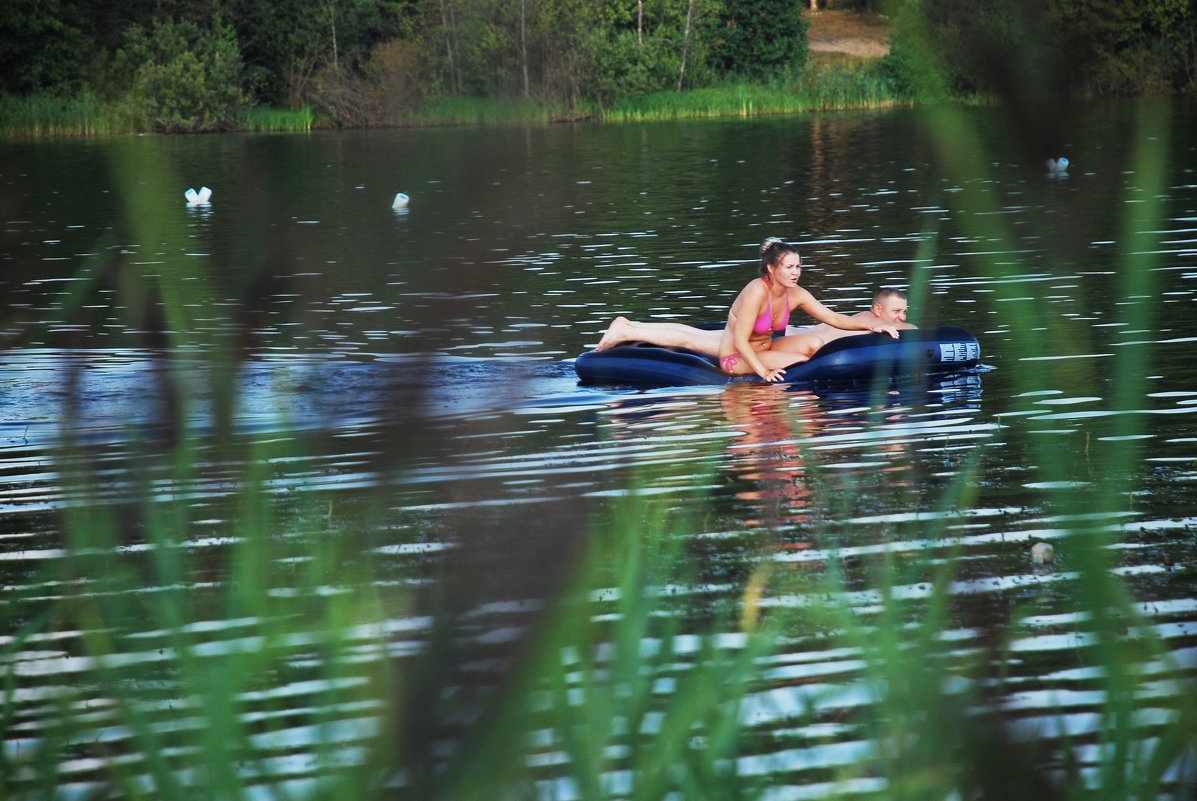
[{"left": 595, "top": 238, "right": 900, "bottom": 382}]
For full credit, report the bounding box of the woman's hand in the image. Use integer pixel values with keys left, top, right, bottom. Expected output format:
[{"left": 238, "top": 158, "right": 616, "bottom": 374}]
[
  {"left": 871, "top": 322, "right": 900, "bottom": 339},
  {"left": 760, "top": 367, "right": 787, "bottom": 382}
]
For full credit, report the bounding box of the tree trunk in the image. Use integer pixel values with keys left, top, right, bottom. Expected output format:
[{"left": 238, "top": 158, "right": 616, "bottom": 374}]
[
  {"left": 520, "top": 0, "right": 530, "bottom": 98},
  {"left": 329, "top": 0, "right": 339, "bottom": 71},
  {"left": 676, "top": 0, "right": 695, "bottom": 91},
  {"left": 637, "top": 0, "right": 644, "bottom": 46},
  {"left": 440, "top": 0, "right": 460, "bottom": 94}
]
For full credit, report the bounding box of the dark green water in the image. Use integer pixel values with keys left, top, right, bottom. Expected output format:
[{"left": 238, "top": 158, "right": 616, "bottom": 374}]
[{"left": 2, "top": 99, "right": 1196, "bottom": 796}]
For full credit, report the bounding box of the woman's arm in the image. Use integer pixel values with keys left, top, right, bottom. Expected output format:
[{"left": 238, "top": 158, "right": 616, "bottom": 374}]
[{"left": 796, "top": 291, "right": 900, "bottom": 339}]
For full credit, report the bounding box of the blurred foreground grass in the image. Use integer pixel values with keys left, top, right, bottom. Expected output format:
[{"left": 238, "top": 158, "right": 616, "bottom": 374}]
[{"left": 5, "top": 377, "right": 1193, "bottom": 799}]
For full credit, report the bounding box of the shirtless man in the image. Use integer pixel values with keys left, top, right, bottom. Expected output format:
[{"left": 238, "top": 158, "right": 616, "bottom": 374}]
[{"left": 786, "top": 287, "right": 915, "bottom": 343}]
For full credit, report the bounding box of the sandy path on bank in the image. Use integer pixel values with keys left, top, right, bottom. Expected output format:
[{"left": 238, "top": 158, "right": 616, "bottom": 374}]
[{"left": 806, "top": 11, "right": 890, "bottom": 57}]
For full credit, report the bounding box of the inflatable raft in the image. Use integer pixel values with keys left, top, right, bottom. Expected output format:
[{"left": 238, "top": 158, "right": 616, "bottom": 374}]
[{"left": 575, "top": 325, "right": 981, "bottom": 387}]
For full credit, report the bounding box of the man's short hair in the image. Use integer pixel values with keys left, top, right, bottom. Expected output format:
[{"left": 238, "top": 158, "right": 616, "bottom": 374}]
[{"left": 873, "top": 287, "right": 907, "bottom": 304}]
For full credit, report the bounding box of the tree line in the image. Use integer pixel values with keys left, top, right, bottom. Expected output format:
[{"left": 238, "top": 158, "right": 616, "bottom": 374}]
[{"left": 1, "top": 0, "right": 1193, "bottom": 132}]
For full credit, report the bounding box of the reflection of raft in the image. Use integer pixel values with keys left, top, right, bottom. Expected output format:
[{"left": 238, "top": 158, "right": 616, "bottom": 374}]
[{"left": 575, "top": 325, "right": 981, "bottom": 387}]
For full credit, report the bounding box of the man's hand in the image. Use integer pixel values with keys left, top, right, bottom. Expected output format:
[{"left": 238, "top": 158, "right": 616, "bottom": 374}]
[{"left": 872, "top": 322, "right": 900, "bottom": 339}]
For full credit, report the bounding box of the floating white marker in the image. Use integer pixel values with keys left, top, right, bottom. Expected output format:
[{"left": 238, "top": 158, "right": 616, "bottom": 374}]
[
  {"left": 185, "top": 186, "right": 213, "bottom": 205},
  {"left": 1031, "top": 541, "right": 1055, "bottom": 565},
  {"left": 1045, "top": 157, "right": 1070, "bottom": 178},
  {"left": 392, "top": 192, "right": 410, "bottom": 209}
]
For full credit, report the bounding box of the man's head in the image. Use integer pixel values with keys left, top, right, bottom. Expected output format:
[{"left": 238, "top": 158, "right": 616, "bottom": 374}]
[{"left": 871, "top": 287, "right": 908, "bottom": 324}]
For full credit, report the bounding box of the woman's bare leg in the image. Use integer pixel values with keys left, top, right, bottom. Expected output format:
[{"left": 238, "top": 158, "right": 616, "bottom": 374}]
[
  {"left": 771, "top": 333, "right": 824, "bottom": 359},
  {"left": 595, "top": 318, "right": 722, "bottom": 353}
]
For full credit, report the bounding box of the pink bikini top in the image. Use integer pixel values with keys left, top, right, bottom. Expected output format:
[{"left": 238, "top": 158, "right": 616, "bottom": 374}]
[{"left": 752, "top": 278, "right": 790, "bottom": 335}]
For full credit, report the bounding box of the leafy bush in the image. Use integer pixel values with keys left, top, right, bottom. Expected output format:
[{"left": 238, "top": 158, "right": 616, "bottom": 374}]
[
  {"left": 118, "top": 19, "right": 244, "bottom": 133},
  {"left": 705, "top": 0, "right": 810, "bottom": 81},
  {"left": 363, "top": 38, "right": 432, "bottom": 117},
  {"left": 878, "top": 36, "right": 950, "bottom": 102},
  {"left": 583, "top": 30, "right": 687, "bottom": 104},
  {"left": 309, "top": 37, "right": 435, "bottom": 127}
]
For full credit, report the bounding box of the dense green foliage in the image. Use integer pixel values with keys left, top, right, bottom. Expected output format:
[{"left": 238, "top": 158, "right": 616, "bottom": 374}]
[
  {"left": 0, "top": 0, "right": 814, "bottom": 131},
  {"left": 0, "top": 0, "right": 1193, "bottom": 134},
  {"left": 118, "top": 19, "right": 246, "bottom": 132},
  {"left": 706, "top": 0, "right": 810, "bottom": 80},
  {"left": 1053, "top": 0, "right": 1197, "bottom": 94},
  {"left": 880, "top": 0, "right": 1197, "bottom": 99}
]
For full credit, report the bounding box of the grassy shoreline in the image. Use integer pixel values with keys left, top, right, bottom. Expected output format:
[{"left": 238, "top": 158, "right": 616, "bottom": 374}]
[
  {"left": 0, "top": 95, "right": 320, "bottom": 138},
  {"left": 0, "top": 64, "right": 909, "bottom": 138},
  {"left": 605, "top": 66, "right": 904, "bottom": 122}
]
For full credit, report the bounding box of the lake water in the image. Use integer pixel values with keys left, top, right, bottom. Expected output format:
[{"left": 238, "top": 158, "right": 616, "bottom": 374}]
[{"left": 2, "top": 98, "right": 1197, "bottom": 797}]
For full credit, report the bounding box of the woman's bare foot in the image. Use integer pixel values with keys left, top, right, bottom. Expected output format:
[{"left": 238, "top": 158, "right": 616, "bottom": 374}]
[{"left": 595, "top": 317, "right": 633, "bottom": 351}]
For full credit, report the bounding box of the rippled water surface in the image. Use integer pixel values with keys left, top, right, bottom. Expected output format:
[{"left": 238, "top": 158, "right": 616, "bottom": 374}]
[{"left": 2, "top": 99, "right": 1197, "bottom": 797}]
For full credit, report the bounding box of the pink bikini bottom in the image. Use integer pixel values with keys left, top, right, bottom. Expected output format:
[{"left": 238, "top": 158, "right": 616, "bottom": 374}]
[{"left": 719, "top": 353, "right": 740, "bottom": 374}]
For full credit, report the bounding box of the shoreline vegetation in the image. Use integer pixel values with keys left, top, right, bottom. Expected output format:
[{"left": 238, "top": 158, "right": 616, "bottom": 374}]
[
  {"left": 3, "top": 1, "right": 1193, "bottom": 141},
  {"left": 0, "top": 8, "right": 900, "bottom": 137},
  {"left": 0, "top": 59, "right": 902, "bottom": 139}
]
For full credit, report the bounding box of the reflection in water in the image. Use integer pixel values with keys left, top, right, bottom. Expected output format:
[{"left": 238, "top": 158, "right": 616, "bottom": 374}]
[
  {"left": 717, "top": 375, "right": 987, "bottom": 528},
  {"left": 719, "top": 383, "right": 818, "bottom": 525}
]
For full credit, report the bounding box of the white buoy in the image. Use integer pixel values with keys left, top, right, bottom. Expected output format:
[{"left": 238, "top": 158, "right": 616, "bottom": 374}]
[
  {"left": 1031, "top": 541, "right": 1055, "bottom": 565},
  {"left": 392, "top": 192, "right": 410, "bottom": 209},
  {"left": 1045, "top": 157, "right": 1070, "bottom": 178},
  {"left": 185, "top": 186, "right": 213, "bottom": 205}
]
